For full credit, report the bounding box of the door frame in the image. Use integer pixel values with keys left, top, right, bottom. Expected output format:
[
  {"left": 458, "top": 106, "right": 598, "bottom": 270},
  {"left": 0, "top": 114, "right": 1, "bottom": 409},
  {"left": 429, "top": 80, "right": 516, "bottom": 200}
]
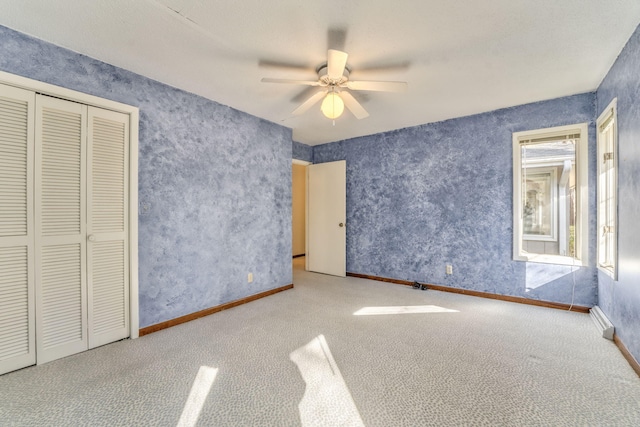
[{"left": 0, "top": 70, "right": 140, "bottom": 340}]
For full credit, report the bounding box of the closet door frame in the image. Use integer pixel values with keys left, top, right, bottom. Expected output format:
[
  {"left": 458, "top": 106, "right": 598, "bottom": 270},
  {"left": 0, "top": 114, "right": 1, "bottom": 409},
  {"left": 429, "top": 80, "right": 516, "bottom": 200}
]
[{"left": 0, "top": 70, "right": 140, "bottom": 341}]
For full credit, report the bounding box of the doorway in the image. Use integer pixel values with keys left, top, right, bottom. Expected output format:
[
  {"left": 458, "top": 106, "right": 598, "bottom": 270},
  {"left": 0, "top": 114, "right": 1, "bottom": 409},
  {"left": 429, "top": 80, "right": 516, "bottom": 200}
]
[
  {"left": 292, "top": 159, "right": 347, "bottom": 277},
  {"left": 292, "top": 160, "right": 309, "bottom": 260}
]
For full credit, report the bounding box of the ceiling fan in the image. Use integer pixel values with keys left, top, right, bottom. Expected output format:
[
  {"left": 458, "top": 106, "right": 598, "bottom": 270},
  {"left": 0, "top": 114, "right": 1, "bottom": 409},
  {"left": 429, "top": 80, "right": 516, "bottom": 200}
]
[{"left": 261, "top": 49, "right": 407, "bottom": 120}]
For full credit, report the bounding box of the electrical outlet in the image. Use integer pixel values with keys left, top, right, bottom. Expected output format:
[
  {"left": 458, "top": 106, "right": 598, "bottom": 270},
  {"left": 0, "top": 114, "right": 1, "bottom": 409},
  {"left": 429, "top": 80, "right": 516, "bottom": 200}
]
[
  {"left": 248, "top": 272, "right": 253, "bottom": 283},
  {"left": 446, "top": 265, "right": 453, "bottom": 275}
]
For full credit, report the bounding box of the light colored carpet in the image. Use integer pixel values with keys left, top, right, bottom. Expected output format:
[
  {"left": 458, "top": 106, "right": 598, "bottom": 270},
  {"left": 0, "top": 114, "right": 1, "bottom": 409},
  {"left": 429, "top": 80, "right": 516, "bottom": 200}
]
[{"left": 1, "top": 257, "right": 639, "bottom": 426}]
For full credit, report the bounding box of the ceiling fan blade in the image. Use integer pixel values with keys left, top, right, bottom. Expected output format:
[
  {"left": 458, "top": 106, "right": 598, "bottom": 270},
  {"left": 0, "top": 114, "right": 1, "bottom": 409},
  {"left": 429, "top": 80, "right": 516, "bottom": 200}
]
[
  {"left": 327, "top": 49, "right": 348, "bottom": 80},
  {"left": 292, "top": 86, "right": 324, "bottom": 103},
  {"left": 357, "top": 60, "right": 411, "bottom": 73},
  {"left": 292, "top": 91, "right": 327, "bottom": 116},
  {"left": 345, "top": 80, "right": 408, "bottom": 92},
  {"left": 258, "top": 59, "right": 313, "bottom": 71},
  {"left": 261, "top": 78, "right": 321, "bottom": 86},
  {"left": 327, "top": 27, "right": 347, "bottom": 51},
  {"left": 340, "top": 91, "right": 369, "bottom": 119}
]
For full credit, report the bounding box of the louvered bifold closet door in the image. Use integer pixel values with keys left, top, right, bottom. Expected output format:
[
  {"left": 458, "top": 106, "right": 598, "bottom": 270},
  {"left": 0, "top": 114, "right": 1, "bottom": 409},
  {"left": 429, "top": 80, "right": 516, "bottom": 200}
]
[
  {"left": 0, "top": 84, "right": 36, "bottom": 375},
  {"left": 87, "top": 107, "right": 129, "bottom": 349},
  {"left": 35, "top": 95, "right": 88, "bottom": 364}
]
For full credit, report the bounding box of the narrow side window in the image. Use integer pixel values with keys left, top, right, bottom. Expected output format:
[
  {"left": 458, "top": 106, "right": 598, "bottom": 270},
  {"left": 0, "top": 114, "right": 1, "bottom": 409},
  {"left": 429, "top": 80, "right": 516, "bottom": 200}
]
[{"left": 597, "top": 100, "right": 618, "bottom": 279}]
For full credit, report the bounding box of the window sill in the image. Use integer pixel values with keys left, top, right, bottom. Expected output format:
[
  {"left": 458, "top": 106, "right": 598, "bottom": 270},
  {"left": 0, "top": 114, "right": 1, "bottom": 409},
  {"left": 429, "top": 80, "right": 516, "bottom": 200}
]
[
  {"left": 597, "top": 266, "right": 617, "bottom": 280},
  {"left": 515, "top": 253, "right": 583, "bottom": 266},
  {"left": 523, "top": 235, "right": 557, "bottom": 242}
]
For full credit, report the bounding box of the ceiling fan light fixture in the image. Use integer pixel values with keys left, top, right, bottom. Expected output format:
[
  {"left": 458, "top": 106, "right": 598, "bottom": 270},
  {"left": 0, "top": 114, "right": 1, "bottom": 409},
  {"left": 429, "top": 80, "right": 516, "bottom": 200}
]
[{"left": 321, "top": 92, "right": 344, "bottom": 119}]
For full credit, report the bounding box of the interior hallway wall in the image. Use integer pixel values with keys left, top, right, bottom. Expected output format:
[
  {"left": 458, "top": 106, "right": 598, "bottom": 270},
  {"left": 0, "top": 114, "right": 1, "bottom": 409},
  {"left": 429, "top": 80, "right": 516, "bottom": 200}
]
[
  {"left": 314, "top": 93, "right": 598, "bottom": 307},
  {"left": 0, "top": 25, "right": 293, "bottom": 328}
]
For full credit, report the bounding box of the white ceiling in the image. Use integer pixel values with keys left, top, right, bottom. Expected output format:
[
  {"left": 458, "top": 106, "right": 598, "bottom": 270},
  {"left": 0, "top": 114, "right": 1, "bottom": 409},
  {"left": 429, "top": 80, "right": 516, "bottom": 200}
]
[{"left": 1, "top": 0, "right": 639, "bottom": 146}]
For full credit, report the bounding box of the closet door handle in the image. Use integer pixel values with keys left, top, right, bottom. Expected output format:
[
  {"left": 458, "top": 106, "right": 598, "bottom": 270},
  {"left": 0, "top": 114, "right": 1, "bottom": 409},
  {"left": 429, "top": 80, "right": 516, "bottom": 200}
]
[{"left": 88, "top": 234, "right": 96, "bottom": 242}]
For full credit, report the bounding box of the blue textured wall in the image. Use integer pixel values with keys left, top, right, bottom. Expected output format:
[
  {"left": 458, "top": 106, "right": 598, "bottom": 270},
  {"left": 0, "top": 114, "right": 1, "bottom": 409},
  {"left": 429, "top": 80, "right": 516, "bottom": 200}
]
[
  {"left": 596, "top": 23, "right": 640, "bottom": 363},
  {"left": 293, "top": 140, "right": 313, "bottom": 162},
  {"left": 0, "top": 25, "right": 293, "bottom": 328},
  {"left": 314, "top": 94, "right": 598, "bottom": 306}
]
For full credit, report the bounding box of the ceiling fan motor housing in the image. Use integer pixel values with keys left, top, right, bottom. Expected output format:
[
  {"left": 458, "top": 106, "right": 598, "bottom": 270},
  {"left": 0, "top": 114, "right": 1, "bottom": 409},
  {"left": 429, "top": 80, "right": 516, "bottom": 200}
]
[{"left": 317, "top": 63, "right": 351, "bottom": 86}]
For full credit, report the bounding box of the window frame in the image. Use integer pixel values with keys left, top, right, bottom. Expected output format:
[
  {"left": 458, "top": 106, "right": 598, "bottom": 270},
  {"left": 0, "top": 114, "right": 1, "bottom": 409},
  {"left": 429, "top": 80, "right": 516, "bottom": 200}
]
[
  {"left": 596, "top": 99, "right": 618, "bottom": 279},
  {"left": 512, "top": 123, "right": 589, "bottom": 265}
]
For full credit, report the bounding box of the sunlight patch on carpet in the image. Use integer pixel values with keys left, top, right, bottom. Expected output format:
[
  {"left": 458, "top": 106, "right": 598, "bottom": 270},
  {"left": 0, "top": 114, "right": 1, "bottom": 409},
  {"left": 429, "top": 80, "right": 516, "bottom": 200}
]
[
  {"left": 290, "top": 335, "right": 364, "bottom": 427},
  {"left": 176, "top": 366, "right": 218, "bottom": 427}
]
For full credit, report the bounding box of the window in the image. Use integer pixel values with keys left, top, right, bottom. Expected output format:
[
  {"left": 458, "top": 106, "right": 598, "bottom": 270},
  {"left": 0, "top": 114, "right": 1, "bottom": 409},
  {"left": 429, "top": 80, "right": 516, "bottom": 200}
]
[
  {"left": 597, "top": 99, "right": 618, "bottom": 279},
  {"left": 513, "top": 123, "right": 588, "bottom": 265}
]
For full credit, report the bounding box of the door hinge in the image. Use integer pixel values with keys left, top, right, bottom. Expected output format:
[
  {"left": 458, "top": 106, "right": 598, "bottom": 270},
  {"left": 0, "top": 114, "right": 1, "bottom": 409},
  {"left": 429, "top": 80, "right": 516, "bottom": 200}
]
[{"left": 603, "top": 152, "right": 614, "bottom": 162}]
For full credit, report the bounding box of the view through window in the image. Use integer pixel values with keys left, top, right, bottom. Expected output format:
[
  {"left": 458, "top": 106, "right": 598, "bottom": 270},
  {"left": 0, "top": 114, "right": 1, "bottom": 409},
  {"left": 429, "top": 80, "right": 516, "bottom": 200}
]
[{"left": 521, "top": 137, "right": 576, "bottom": 257}]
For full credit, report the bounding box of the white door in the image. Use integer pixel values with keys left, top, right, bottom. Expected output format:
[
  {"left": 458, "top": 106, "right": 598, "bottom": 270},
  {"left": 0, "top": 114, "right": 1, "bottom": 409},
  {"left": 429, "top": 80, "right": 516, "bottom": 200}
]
[
  {"left": 34, "top": 95, "right": 88, "bottom": 364},
  {"left": 87, "top": 107, "right": 130, "bottom": 349},
  {"left": 0, "top": 84, "right": 36, "bottom": 375},
  {"left": 306, "top": 160, "right": 346, "bottom": 277}
]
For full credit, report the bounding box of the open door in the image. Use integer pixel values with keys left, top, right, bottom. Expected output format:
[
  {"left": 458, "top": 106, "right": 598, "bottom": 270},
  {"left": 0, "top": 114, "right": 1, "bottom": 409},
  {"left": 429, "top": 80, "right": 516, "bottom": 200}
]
[{"left": 306, "top": 160, "right": 346, "bottom": 277}]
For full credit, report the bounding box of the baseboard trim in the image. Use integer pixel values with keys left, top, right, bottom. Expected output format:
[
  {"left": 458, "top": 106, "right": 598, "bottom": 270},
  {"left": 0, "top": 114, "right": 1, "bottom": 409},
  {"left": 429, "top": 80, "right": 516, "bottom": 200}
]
[
  {"left": 346, "top": 272, "right": 590, "bottom": 313},
  {"left": 613, "top": 333, "right": 640, "bottom": 377},
  {"left": 139, "top": 284, "right": 294, "bottom": 337},
  {"left": 348, "top": 272, "right": 414, "bottom": 286},
  {"left": 292, "top": 254, "right": 305, "bottom": 259}
]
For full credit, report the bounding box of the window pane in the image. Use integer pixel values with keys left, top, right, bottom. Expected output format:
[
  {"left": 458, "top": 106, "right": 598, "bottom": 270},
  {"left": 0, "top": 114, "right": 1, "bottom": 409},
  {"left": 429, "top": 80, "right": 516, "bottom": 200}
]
[
  {"left": 520, "top": 139, "right": 576, "bottom": 256},
  {"left": 523, "top": 172, "right": 553, "bottom": 236}
]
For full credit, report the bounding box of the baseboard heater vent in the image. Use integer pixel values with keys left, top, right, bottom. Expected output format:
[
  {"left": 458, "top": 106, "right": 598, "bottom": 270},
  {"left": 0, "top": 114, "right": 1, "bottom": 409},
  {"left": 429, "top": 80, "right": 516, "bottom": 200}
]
[{"left": 590, "top": 305, "right": 614, "bottom": 340}]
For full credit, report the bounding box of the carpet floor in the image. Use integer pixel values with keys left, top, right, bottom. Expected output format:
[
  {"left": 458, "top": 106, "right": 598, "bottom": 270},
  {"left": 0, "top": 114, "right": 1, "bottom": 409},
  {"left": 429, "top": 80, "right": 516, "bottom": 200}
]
[{"left": 1, "top": 257, "right": 639, "bottom": 426}]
